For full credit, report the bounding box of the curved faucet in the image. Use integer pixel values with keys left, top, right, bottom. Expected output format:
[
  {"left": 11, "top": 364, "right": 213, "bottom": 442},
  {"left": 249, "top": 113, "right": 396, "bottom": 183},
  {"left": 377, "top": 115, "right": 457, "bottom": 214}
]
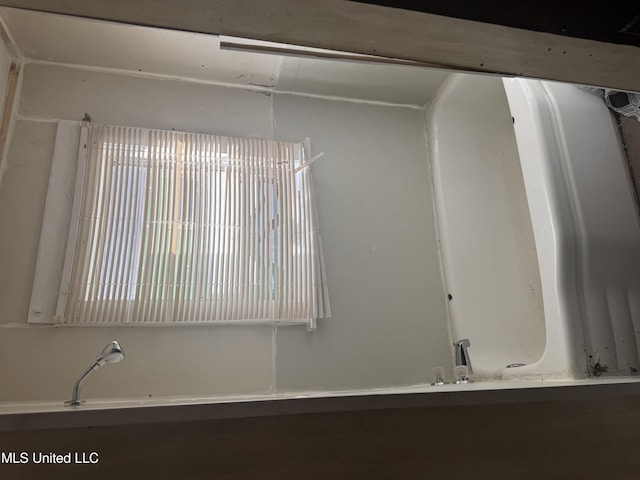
[
  {"left": 65, "top": 341, "right": 125, "bottom": 406},
  {"left": 454, "top": 338, "right": 472, "bottom": 374}
]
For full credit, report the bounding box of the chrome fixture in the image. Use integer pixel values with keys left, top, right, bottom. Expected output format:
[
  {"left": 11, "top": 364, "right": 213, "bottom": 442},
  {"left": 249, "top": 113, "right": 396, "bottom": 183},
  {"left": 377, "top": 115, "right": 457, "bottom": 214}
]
[
  {"left": 507, "top": 363, "right": 527, "bottom": 368},
  {"left": 454, "top": 365, "right": 472, "bottom": 384},
  {"left": 431, "top": 366, "right": 447, "bottom": 386},
  {"left": 454, "top": 338, "right": 472, "bottom": 374},
  {"left": 65, "top": 341, "right": 125, "bottom": 406}
]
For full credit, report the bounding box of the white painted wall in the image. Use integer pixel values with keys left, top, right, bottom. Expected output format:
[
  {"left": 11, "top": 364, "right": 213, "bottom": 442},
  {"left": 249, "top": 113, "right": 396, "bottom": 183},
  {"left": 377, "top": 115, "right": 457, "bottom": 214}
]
[
  {"left": 1, "top": 7, "right": 280, "bottom": 89},
  {"left": 0, "top": 63, "right": 450, "bottom": 401},
  {"left": 18, "top": 63, "right": 273, "bottom": 137},
  {"left": 273, "top": 95, "right": 451, "bottom": 390}
]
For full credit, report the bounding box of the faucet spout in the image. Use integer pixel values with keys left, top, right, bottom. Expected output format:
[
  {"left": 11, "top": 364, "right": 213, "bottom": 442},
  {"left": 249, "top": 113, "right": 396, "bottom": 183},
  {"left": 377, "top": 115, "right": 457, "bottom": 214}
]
[
  {"left": 454, "top": 338, "right": 472, "bottom": 374},
  {"left": 65, "top": 341, "right": 125, "bottom": 406}
]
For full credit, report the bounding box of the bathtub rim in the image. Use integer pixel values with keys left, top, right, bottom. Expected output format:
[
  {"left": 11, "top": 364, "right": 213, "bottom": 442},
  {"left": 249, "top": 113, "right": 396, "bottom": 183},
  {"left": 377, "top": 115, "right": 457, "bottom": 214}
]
[{"left": 1, "top": 377, "right": 639, "bottom": 432}]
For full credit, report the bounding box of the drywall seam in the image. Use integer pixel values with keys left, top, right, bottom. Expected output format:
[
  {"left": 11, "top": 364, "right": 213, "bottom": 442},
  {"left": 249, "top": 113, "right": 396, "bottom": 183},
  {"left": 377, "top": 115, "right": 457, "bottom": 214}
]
[
  {"left": 274, "top": 55, "right": 284, "bottom": 91},
  {"left": 270, "top": 57, "right": 278, "bottom": 136},
  {"left": 273, "top": 88, "right": 423, "bottom": 110}
]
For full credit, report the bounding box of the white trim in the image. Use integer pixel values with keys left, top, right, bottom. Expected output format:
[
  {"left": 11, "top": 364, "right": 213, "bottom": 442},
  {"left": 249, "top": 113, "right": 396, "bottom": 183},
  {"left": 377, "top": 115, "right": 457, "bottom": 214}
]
[
  {"left": 53, "top": 123, "right": 89, "bottom": 322},
  {"left": 15, "top": 115, "right": 81, "bottom": 124},
  {"left": 0, "top": 319, "right": 309, "bottom": 329},
  {"left": 27, "top": 121, "right": 82, "bottom": 323}
]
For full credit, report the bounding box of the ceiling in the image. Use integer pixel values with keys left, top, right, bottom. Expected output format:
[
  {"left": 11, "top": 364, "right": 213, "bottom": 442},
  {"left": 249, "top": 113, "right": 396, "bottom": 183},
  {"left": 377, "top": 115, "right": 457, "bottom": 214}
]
[{"left": 0, "top": 7, "right": 450, "bottom": 107}]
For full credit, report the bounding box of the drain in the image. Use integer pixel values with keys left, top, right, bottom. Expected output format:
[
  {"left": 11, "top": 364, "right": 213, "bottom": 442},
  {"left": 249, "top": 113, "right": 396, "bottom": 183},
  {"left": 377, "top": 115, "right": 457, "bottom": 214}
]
[{"left": 506, "top": 363, "right": 527, "bottom": 368}]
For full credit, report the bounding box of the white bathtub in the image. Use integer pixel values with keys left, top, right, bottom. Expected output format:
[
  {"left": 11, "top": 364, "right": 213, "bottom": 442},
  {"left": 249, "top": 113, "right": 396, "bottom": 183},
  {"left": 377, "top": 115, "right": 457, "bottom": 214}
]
[{"left": 427, "top": 74, "right": 640, "bottom": 380}]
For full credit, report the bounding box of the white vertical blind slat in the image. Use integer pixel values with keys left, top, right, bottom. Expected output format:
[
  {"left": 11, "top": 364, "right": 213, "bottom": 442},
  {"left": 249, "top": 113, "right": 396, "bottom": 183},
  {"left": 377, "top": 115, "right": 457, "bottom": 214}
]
[
  {"left": 132, "top": 129, "right": 150, "bottom": 323},
  {"left": 140, "top": 129, "right": 159, "bottom": 323},
  {"left": 116, "top": 128, "right": 135, "bottom": 322},
  {"left": 191, "top": 135, "right": 201, "bottom": 322},
  {"left": 203, "top": 136, "right": 215, "bottom": 323},
  {"left": 174, "top": 134, "right": 188, "bottom": 322},
  {"left": 187, "top": 135, "right": 200, "bottom": 322},
  {"left": 158, "top": 131, "right": 174, "bottom": 323},
  {"left": 96, "top": 127, "right": 117, "bottom": 323},
  {"left": 150, "top": 130, "right": 168, "bottom": 323},
  {"left": 211, "top": 136, "right": 222, "bottom": 321}
]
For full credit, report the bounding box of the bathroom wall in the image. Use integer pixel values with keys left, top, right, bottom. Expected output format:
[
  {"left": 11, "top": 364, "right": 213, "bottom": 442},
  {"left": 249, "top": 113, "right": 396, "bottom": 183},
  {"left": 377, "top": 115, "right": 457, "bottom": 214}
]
[
  {"left": 273, "top": 95, "right": 451, "bottom": 390},
  {"left": 0, "top": 62, "right": 450, "bottom": 401}
]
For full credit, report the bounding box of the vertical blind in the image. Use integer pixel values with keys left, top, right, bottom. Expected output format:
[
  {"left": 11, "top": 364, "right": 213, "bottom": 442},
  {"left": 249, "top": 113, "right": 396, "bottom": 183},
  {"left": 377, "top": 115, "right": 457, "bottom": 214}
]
[{"left": 63, "top": 124, "right": 330, "bottom": 325}]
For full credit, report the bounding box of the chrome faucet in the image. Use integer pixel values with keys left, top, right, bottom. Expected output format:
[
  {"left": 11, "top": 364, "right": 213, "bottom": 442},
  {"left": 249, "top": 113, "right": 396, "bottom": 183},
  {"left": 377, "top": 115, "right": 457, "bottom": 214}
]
[
  {"left": 65, "top": 341, "right": 125, "bottom": 406},
  {"left": 454, "top": 338, "right": 472, "bottom": 374}
]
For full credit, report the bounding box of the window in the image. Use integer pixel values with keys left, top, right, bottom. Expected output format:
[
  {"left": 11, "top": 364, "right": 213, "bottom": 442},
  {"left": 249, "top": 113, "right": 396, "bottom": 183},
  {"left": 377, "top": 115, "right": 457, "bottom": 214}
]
[{"left": 30, "top": 123, "right": 330, "bottom": 326}]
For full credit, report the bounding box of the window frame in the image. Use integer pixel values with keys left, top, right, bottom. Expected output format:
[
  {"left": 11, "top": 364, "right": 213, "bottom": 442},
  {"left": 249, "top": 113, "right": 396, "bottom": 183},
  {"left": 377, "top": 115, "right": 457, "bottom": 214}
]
[{"left": 28, "top": 122, "right": 330, "bottom": 328}]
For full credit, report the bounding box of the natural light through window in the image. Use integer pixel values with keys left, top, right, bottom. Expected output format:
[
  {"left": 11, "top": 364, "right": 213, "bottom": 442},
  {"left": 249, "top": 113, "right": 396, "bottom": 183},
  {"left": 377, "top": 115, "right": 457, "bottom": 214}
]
[{"left": 60, "top": 125, "right": 330, "bottom": 325}]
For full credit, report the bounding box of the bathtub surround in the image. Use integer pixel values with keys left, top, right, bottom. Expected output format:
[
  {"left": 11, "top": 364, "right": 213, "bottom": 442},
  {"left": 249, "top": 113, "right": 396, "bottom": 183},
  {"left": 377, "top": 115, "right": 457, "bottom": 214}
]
[
  {"left": 1, "top": 8, "right": 640, "bottom": 408},
  {"left": 504, "top": 79, "right": 640, "bottom": 378},
  {"left": 0, "top": 7, "right": 638, "bottom": 480},
  {"left": 425, "top": 73, "right": 640, "bottom": 380},
  {"left": 0, "top": 62, "right": 450, "bottom": 401}
]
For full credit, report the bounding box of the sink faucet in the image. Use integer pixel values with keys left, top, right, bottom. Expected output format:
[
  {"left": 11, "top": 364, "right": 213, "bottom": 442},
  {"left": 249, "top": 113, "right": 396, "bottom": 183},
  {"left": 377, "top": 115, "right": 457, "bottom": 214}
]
[{"left": 454, "top": 338, "right": 472, "bottom": 374}]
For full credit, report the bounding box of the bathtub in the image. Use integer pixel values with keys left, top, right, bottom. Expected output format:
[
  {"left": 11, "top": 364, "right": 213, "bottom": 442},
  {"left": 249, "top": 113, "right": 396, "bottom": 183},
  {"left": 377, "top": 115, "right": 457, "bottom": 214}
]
[{"left": 427, "top": 73, "right": 640, "bottom": 380}]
